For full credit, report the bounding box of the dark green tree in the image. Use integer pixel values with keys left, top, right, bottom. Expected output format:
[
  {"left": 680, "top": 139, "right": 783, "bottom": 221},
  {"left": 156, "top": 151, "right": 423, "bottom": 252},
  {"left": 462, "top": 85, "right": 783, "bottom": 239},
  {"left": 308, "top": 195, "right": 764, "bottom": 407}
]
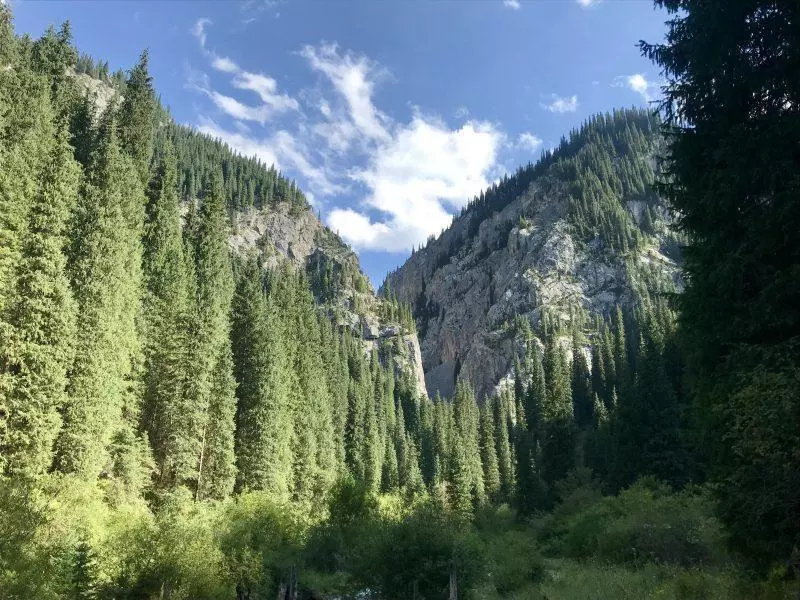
[
  {"left": 641, "top": 0, "right": 800, "bottom": 565},
  {"left": 140, "top": 138, "right": 192, "bottom": 490},
  {"left": 118, "top": 50, "right": 155, "bottom": 183}
]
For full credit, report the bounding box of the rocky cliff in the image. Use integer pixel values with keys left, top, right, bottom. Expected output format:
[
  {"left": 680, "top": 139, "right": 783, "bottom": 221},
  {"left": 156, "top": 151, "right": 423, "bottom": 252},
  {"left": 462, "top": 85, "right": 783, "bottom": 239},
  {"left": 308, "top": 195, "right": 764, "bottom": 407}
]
[
  {"left": 385, "top": 109, "right": 681, "bottom": 400},
  {"left": 230, "top": 202, "right": 427, "bottom": 397}
]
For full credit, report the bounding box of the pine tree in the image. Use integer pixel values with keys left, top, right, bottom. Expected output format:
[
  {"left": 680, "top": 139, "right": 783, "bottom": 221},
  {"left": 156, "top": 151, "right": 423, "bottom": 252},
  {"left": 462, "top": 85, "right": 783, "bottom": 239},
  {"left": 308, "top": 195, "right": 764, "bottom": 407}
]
[
  {"left": 523, "top": 342, "right": 546, "bottom": 430},
  {"left": 197, "top": 342, "right": 237, "bottom": 500},
  {"left": 71, "top": 539, "right": 99, "bottom": 600},
  {"left": 492, "top": 394, "right": 514, "bottom": 502},
  {"left": 450, "top": 382, "right": 485, "bottom": 516},
  {"left": 140, "top": 138, "right": 192, "bottom": 489},
  {"left": 478, "top": 401, "right": 500, "bottom": 501},
  {"left": 380, "top": 433, "right": 399, "bottom": 492},
  {"left": 541, "top": 340, "right": 575, "bottom": 485},
  {"left": 571, "top": 330, "right": 593, "bottom": 429},
  {"left": 641, "top": 0, "right": 800, "bottom": 565},
  {"left": 186, "top": 173, "right": 236, "bottom": 499},
  {"left": 0, "top": 119, "right": 78, "bottom": 479},
  {"left": 231, "top": 258, "right": 291, "bottom": 496},
  {"left": 56, "top": 113, "right": 146, "bottom": 482},
  {"left": 118, "top": 50, "right": 154, "bottom": 183}
]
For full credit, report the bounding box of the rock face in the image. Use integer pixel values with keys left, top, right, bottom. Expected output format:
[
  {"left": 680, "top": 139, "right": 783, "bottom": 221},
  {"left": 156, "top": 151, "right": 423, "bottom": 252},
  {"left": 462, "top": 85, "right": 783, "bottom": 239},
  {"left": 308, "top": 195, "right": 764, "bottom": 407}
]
[
  {"left": 386, "top": 164, "right": 680, "bottom": 401},
  {"left": 230, "top": 203, "right": 428, "bottom": 398}
]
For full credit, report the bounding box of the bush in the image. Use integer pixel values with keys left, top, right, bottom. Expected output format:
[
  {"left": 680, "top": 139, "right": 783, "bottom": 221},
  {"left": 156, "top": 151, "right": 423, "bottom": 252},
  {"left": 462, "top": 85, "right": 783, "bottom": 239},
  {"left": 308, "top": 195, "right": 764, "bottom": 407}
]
[
  {"left": 475, "top": 505, "right": 546, "bottom": 595},
  {"left": 364, "top": 501, "right": 486, "bottom": 600},
  {"left": 539, "top": 478, "right": 729, "bottom": 568},
  {"left": 218, "top": 491, "right": 305, "bottom": 599}
]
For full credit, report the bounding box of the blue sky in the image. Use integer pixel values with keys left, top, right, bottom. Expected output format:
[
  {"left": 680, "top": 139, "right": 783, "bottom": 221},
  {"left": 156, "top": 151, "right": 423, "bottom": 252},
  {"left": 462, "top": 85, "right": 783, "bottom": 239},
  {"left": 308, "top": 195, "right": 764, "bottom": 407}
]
[{"left": 12, "top": 0, "right": 667, "bottom": 286}]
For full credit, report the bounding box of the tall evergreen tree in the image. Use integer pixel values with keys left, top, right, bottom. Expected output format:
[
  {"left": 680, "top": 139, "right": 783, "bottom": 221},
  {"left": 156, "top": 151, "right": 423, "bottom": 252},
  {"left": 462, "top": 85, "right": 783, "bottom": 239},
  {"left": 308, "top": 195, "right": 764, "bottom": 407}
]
[
  {"left": 140, "top": 138, "right": 192, "bottom": 489},
  {"left": 0, "top": 119, "right": 78, "bottom": 479},
  {"left": 571, "top": 331, "right": 593, "bottom": 430},
  {"left": 450, "top": 382, "right": 485, "bottom": 516},
  {"left": 641, "top": 0, "right": 800, "bottom": 564},
  {"left": 541, "top": 340, "right": 574, "bottom": 485},
  {"left": 186, "top": 174, "right": 236, "bottom": 499},
  {"left": 492, "top": 394, "right": 514, "bottom": 502},
  {"left": 478, "top": 401, "right": 501, "bottom": 501},
  {"left": 231, "top": 258, "right": 291, "bottom": 495},
  {"left": 56, "top": 113, "right": 146, "bottom": 483},
  {"left": 118, "top": 50, "right": 154, "bottom": 184}
]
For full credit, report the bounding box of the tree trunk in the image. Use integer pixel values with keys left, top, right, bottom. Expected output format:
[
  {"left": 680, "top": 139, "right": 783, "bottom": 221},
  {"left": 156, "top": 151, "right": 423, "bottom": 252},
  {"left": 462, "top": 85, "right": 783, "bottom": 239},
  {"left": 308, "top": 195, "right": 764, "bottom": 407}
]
[{"left": 449, "top": 563, "right": 458, "bottom": 600}]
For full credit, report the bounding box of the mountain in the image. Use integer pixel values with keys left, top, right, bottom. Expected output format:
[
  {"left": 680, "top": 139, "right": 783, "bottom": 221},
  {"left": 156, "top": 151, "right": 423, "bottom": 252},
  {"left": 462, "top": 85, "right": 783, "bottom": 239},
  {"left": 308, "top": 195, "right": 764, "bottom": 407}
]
[
  {"left": 384, "top": 108, "right": 682, "bottom": 400},
  {"left": 72, "top": 62, "right": 428, "bottom": 399}
]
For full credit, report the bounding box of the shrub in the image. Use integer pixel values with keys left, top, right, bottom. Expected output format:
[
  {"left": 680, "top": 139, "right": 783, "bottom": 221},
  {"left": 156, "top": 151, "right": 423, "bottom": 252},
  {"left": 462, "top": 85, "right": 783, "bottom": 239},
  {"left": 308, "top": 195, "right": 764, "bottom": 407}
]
[{"left": 539, "top": 478, "right": 729, "bottom": 568}]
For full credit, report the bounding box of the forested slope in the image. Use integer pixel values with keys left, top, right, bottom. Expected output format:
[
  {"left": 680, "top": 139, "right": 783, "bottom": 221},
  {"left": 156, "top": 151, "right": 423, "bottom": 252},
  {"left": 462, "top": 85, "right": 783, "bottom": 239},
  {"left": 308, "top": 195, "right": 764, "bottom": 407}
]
[{"left": 1, "top": 2, "right": 798, "bottom": 598}]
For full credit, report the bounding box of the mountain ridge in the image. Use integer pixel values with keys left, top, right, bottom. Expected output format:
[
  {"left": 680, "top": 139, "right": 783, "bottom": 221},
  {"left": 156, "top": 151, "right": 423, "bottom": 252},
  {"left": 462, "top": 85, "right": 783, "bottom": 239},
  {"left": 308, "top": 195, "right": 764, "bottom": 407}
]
[{"left": 384, "top": 108, "right": 682, "bottom": 399}]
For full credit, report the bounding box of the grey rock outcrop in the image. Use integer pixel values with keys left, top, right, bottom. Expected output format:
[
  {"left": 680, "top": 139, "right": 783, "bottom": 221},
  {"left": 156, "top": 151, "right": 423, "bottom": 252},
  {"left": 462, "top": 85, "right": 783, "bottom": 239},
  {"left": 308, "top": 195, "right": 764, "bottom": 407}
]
[
  {"left": 230, "top": 203, "right": 428, "bottom": 398},
  {"left": 386, "top": 179, "right": 680, "bottom": 400}
]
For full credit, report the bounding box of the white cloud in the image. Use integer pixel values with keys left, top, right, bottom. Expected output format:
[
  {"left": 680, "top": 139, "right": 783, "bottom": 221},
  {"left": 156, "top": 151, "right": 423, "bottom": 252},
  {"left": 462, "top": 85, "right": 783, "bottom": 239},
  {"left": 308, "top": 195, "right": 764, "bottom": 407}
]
[
  {"left": 203, "top": 90, "right": 275, "bottom": 124},
  {"left": 318, "top": 99, "right": 332, "bottom": 118},
  {"left": 232, "top": 71, "right": 299, "bottom": 112},
  {"left": 196, "top": 116, "right": 279, "bottom": 167},
  {"left": 517, "top": 132, "right": 543, "bottom": 152},
  {"left": 503, "top": 0, "right": 521, "bottom": 9},
  {"left": 540, "top": 94, "right": 579, "bottom": 113},
  {"left": 330, "top": 115, "right": 503, "bottom": 252},
  {"left": 189, "top": 37, "right": 506, "bottom": 253},
  {"left": 211, "top": 56, "right": 239, "bottom": 73},
  {"left": 300, "top": 43, "right": 391, "bottom": 143},
  {"left": 191, "top": 18, "right": 212, "bottom": 47},
  {"left": 190, "top": 26, "right": 298, "bottom": 125},
  {"left": 577, "top": 0, "right": 599, "bottom": 7},
  {"left": 615, "top": 73, "right": 657, "bottom": 102}
]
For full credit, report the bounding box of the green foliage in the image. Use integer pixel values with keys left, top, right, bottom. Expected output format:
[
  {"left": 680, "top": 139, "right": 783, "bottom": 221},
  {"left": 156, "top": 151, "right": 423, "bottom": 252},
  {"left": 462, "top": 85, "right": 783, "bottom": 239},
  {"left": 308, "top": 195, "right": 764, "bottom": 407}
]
[
  {"left": 640, "top": 0, "right": 800, "bottom": 567},
  {"left": 360, "top": 500, "right": 486, "bottom": 600},
  {"left": 539, "top": 478, "right": 728, "bottom": 569},
  {"left": 117, "top": 50, "right": 154, "bottom": 183}
]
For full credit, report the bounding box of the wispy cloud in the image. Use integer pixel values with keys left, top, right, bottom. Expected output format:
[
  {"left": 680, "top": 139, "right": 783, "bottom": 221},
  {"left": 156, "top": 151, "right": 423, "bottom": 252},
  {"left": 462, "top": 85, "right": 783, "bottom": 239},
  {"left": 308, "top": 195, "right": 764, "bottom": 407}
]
[
  {"left": 191, "top": 18, "right": 212, "bottom": 47},
  {"left": 240, "top": 0, "right": 283, "bottom": 25},
  {"left": 454, "top": 105, "right": 470, "bottom": 120},
  {"left": 540, "top": 94, "right": 579, "bottom": 113},
  {"left": 190, "top": 20, "right": 298, "bottom": 125},
  {"left": 614, "top": 73, "right": 658, "bottom": 102},
  {"left": 300, "top": 43, "right": 392, "bottom": 144},
  {"left": 517, "top": 132, "right": 543, "bottom": 153},
  {"left": 211, "top": 56, "right": 238, "bottom": 73},
  {"left": 197, "top": 118, "right": 344, "bottom": 197},
  {"left": 503, "top": 0, "right": 521, "bottom": 9},
  {"left": 577, "top": 0, "right": 599, "bottom": 7},
  {"left": 188, "top": 33, "right": 505, "bottom": 253}
]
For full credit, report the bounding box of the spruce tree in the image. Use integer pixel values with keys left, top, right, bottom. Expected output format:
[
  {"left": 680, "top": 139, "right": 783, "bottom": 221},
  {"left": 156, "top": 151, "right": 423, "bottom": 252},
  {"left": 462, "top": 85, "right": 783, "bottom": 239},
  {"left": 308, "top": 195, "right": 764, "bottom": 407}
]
[
  {"left": 231, "top": 258, "right": 291, "bottom": 495},
  {"left": 541, "top": 340, "right": 575, "bottom": 485},
  {"left": 0, "top": 119, "right": 78, "bottom": 479},
  {"left": 197, "top": 342, "right": 237, "bottom": 500},
  {"left": 571, "top": 331, "right": 593, "bottom": 429},
  {"left": 186, "top": 173, "right": 236, "bottom": 499},
  {"left": 140, "top": 138, "right": 193, "bottom": 489},
  {"left": 56, "top": 112, "right": 146, "bottom": 482},
  {"left": 450, "top": 382, "right": 485, "bottom": 515},
  {"left": 478, "top": 401, "right": 500, "bottom": 501},
  {"left": 641, "top": 0, "right": 800, "bottom": 565},
  {"left": 118, "top": 50, "right": 155, "bottom": 184},
  {"left": 492, "top": 394, "right": 514, "bottom": 502}
]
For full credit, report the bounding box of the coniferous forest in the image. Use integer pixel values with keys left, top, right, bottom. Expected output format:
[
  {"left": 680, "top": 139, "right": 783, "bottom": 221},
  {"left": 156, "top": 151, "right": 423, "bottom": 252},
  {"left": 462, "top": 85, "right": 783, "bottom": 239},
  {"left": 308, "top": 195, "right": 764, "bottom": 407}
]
[{"left": 1, "top": 1, "right": 799, "bottom": 599}]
